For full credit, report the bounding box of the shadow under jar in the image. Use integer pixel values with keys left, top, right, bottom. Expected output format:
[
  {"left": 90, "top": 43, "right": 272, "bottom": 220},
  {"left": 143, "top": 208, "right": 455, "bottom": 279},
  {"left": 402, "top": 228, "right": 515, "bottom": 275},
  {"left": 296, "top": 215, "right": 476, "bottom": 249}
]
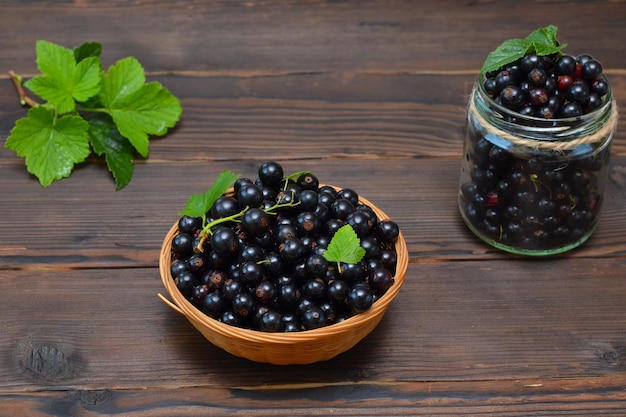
[{"left": 459, "top": 75, "right": 617, "bottom": 256}]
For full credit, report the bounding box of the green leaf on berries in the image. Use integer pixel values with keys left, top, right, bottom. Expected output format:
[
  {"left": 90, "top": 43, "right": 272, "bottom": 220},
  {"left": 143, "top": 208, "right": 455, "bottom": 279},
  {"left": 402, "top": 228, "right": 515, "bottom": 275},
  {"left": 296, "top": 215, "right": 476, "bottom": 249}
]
[
  {"left": 323, "top": 224, "right": 366, "bottom": 266},
  {"left": 481, "top": 38, "right": 529, "bottom": 74},
  {"left": 180, "top": 170, "right": 241, "bottom": 221},
  {"left": 286, "top": 170, "right": 313, "bottom": 180},
  {"left": 481, "top": 24, "right": 567, "bottom": 74},
  {"left": 87, "top": 113, "right": 135, "bottom": 190},
  {"left": 97, "top": 57, "right": 182, "bottom": 158},
  {"left": 24, "top": 40, "right": 102, "bottom": 114},
  {"left": 5, "top": 106, "right": 91, "bottom": 186}
]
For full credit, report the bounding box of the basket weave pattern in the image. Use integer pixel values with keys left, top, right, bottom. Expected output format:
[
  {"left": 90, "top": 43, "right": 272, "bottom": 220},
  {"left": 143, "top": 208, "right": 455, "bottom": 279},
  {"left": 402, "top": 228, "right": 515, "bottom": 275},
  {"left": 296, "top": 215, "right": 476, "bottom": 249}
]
[{"left": 159, "top": 192, "right": 408, "bottom": 365}]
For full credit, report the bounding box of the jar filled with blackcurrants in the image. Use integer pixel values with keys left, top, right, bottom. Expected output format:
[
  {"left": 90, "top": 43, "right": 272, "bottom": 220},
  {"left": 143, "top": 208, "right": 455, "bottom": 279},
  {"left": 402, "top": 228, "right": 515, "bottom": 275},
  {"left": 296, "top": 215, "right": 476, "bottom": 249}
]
[{"left": 459, "top": 53, "right": 618, "bottom": 256}]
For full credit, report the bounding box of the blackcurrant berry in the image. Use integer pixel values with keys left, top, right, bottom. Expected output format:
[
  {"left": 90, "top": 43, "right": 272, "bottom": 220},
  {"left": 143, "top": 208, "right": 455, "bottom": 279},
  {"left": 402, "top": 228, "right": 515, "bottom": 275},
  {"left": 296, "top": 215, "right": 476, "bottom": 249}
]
[
  {"left": 239, "top": 260, "right": 264, "bottom": 286},
  {"left": 259, "top": 310, "right": 283, "bottom": 332},
  {"left": 202, "top": 291, "right": 226, "bottom": 318},
  {"left": 178, "top": 215, "right": 202, "bottom": 235},
  {"left": 495, "top": 70, "right": 516, "bottom": 91},
  {"left": 528, "top": 88, "right": 549, "bottom": 106},
  {"left": 556, "top": 55, "right": 577, "bottom": 75},
  {"left": 296, "top": 172, "right": 319, "bottom": 191},
  {"left": 327, "top": 279, "right": 350, "bottom": 304},
  {"left": 300, "top": 306, "right": 326, "bottom": 330},
  {"left": 295, "top": 211, "right": 321, "bottom": 236},
  {"left": 305, "top": 254, "right": 329, "bottom": 278},
  {"left": 369, "top": 268, "right": 395, "bottom": 295},
  {"left": 210, "top": 226, "right": 240, "bottom": 257},
  {"left": 566, "top": 81, "right": 590, "bottom": 103},
  {"left": 241, "top": 207, "right": 271, "bottom": 237},
  {"left": 175, "top": 271, "right": 196, "bottom": 296},
  {"left": 172, "top": 233, "right": 194, "bottom": 257},
  {"left": 232, "top": 292, "right": 256, "bottom": 318},
  {"left": 279, "top": 237, "right": 307, "bottom": 265},
  {"left": 499, "top": 86, "right": 525, "bottom": 111},
  {"left": 258, "top": 161, "right": 284, "bottom": 187},
  {"left": 303, "top": 278, "right": 327, "bottom": 302},
  {"left": 237, "top": 183, "right": 264, "bottom": 208},
  {"left": 348, "top": 283, "right": 374, "bottom": 314},
  {"left": 210, "top": 196, "right": 240, "bottom": 219},
  {"left": 298, "top": 189, "right": 319, "bottom": 211},
  {"left": 344, "top": 211, "right": 373, "bottom": 238},
  {"left": 521, "top": 53, "right": 545, "bottom": 72},
  {"left": 254, "top": 281, "right": 277, "bottom": 304},
  {"left": 170, "top": 259, "right": 189, "bottom": 278},
  {"left": 338, "top": 188, "right": 359, "bottom": 207},
  {"left": 528, "top": 68, "right": 547, "bottom": 87},
  {"left": 330, "top": 198, "right": 355, "bottom": 220},
  {"left": 560, "top": 102, "right": 582, "bottom": 118}
]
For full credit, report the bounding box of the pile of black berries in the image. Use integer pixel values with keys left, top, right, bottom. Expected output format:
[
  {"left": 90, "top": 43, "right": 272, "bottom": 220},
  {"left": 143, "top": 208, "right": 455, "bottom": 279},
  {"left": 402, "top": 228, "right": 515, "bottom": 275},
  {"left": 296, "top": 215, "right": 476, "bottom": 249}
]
[
  {"left": 169, "top": 161, "right": 401, "bottom": 332},
  {"left": 484, "top": 52, "right": 609, "bottom": 118}
]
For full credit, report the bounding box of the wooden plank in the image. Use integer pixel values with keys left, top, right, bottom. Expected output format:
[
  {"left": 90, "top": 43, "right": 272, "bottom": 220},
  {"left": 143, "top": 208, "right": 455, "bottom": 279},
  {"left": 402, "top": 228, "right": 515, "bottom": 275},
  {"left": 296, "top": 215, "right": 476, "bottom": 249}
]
[
  {"left": 2, "top": 157, "right": 626, "bottom": 270},
  {"left": 1, "top": 1, "right": 626, "bottom": 74},
  {"left": 1, "top": 258, "right": 626, "bottom": 392},
  {"left": 1, "top": 377, "right": 626, "bottom": 416}
]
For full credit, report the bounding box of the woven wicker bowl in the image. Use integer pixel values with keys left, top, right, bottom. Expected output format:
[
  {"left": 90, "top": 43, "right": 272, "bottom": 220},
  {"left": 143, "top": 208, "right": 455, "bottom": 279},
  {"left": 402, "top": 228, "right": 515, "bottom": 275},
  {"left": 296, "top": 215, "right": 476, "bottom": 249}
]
[{"left": 158, "top": 189, "right": 408, "bottom": 365}]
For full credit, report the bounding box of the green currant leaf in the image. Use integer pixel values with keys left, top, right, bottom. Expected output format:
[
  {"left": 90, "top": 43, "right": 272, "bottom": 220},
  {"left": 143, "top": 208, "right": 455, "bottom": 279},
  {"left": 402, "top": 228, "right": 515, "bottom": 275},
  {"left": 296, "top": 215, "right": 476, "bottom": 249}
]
[
  {"left": 98, "top": 57, "right": 182, "bottom": 157},
  {"left": 526, "top": 25, "right": 567, "bottom": 56},
  {"left": 73, "top": 41, "right": 102, "bottom": 63},
  {"left": 323, "top": 224, "right": 366, "bottom": 266},
  {"left": 481, "top": 25, "right": 567, "bottom": 74},
  {"left": 24, "top": 40, "right": 102, "bottom": 114},
  {"left": 6, "top": 40, "right": 182, "bottom": 189},
  {"left": 5, "top": 106, "right": 91, "bottom": 186},
  {"left": 481, "top": 38, "right": 529, "bottom": 74},
  {"left": 180, "top": 170, "right": 241, "bottom": 221},
  {"left": 525, "top": 25, "right": 557, "bottom": 51},
  {"left": 87, "top": 113, "right": 135, "bottom": 190}
]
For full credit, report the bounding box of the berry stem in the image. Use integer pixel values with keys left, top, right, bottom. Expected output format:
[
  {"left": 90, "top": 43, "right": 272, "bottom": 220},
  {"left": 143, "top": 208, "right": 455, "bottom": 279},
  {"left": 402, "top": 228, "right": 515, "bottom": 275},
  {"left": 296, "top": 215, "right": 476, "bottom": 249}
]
[
  {"left": 195, "top": 196, "right": 301, "bottom": 252},
  {"left": 9, "top": 70, "right": 38, "bottom": 107}
]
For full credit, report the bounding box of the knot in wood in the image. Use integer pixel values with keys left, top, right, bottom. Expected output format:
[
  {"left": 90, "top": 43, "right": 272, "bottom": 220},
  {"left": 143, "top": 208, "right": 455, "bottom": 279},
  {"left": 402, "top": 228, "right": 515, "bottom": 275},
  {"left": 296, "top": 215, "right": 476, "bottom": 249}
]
[{"left": 25, "top": 344, "right": 73, "bottom": 380}]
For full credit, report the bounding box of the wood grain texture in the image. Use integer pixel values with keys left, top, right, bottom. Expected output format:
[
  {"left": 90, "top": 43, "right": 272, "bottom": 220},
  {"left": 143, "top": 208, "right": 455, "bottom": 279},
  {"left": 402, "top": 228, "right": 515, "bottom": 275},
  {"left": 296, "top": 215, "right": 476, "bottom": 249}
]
[
  {"left": 2, "top": 259, "right": 626, "bottom": 390},
  {"left": 3, "top": 74, "right": 626, "bottom": 161},
  {"left": 2, "top": 0, "right": 626, "bottom": 74},
  {"left": 2, "top": 157, "right": 626, "bottom": 270},
  {"left": 1, "top": 0, "right": 626, "bottom": 415},
  {"left": 2, "top": 378, "right": 626, "bottom": 416}
]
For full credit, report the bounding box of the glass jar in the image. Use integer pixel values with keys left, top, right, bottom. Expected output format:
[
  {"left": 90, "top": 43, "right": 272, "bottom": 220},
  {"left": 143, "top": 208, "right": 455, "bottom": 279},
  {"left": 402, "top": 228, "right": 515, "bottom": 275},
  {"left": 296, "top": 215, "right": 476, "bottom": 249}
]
[{"left": 459, "top": 75, "right": 617, "bottom": 256}]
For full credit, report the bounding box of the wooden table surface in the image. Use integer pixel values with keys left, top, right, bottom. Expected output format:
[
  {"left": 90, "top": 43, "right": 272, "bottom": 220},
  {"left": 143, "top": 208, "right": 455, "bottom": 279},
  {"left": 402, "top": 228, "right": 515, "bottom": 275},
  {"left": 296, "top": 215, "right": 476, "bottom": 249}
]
[{"left": 2, "top": 1, "right": 626, "bottom": 415}]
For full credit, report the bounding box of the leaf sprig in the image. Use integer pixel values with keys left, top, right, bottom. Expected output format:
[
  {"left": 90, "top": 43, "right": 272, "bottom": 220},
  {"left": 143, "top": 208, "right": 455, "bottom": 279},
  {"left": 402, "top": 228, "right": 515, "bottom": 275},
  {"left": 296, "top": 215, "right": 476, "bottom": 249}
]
[
  {"left": 322, "top": 224, "right": 366, "bottom": 271},
  {"left": 180, "top": 170, "right": 303, "bottom": 250},
  {"left": 5, "top": 40, "right": 182, "bottom": 189},
  {"left": 481, "top": 25, "right": 567, "bottom": 74}
]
